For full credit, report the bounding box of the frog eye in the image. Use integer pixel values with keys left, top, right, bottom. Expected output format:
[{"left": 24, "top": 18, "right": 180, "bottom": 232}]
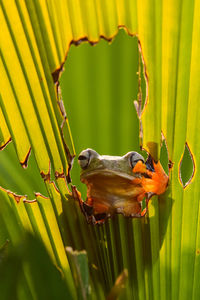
[
  {"left": 78, "top": 149, "right": 99, "bottom": 169},
  {"left": 129, "top": 152, "right": 145, "bottom": 169},
  {"left": 78, "top": 150, "right": 91, "bottom": 169}
]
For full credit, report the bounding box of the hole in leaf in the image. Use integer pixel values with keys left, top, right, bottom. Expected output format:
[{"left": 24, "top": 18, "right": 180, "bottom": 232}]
[
  {"left": 160, "top": 138, "right": 169, "bottom": 175},
  {"left": 135, "top": 40, "right": 148, "bottom": 116},
  {"left": 179, "top": 143, "right": 195, "bottom": 188},
  {"left": 0, "top": 142, "right": 47, "bottom": 198},
  {"left": 60, "top": 29, "right": 146, "bottom": 196}
]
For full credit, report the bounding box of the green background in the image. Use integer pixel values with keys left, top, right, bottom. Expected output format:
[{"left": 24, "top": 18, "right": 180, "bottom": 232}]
[{"left": 61, "top": 29, "right": 140, "bottom": 195}]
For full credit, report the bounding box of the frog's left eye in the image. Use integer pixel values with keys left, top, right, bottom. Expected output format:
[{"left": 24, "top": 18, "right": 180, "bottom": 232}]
[{"left": 129, "top": 152, "right": 145, "bottom": 169}]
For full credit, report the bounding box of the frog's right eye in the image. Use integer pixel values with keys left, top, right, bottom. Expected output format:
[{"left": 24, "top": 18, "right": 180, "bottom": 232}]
[
  {"left": 78, "top": 148, "right": 98, "bottom": 169},
  {"left": 78, "top": 150, "right": 91, "bottom": 169}
]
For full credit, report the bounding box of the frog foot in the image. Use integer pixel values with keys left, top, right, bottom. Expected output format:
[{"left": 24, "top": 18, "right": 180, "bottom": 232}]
[{"left": 93, "top": 213, "right": 108, "bottom": 225}]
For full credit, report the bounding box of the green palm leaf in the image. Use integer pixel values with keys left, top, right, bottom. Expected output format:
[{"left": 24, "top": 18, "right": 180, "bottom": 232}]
[{"left": 0, "top": 1, "right": 199, "bottom": 299}]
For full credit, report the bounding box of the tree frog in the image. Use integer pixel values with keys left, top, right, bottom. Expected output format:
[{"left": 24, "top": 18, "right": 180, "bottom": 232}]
[{"left": 75, "top": 148, "right": 169, "bottom": 225}]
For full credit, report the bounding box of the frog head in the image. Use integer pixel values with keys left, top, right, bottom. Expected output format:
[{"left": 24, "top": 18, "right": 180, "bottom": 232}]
[{"left": 77, "top": 149, "right": 169, "bottom": 224}]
